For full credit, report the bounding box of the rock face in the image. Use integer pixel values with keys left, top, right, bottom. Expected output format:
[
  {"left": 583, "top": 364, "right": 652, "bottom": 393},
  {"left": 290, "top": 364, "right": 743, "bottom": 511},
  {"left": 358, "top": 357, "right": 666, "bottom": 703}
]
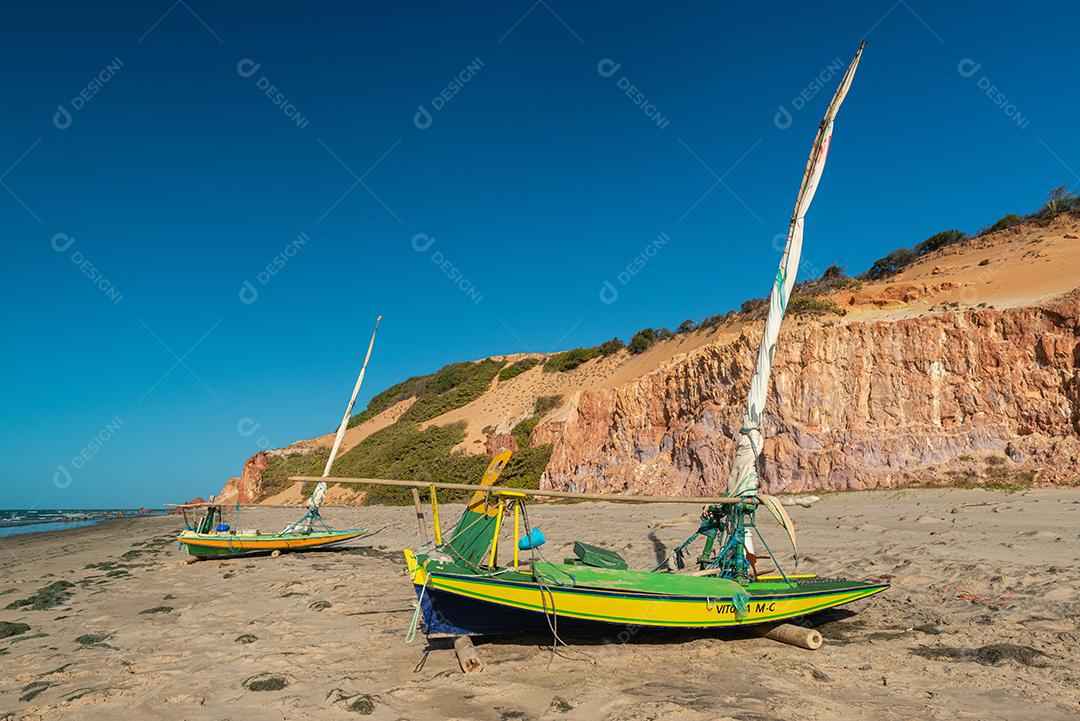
[
  {"left": 217, "top": 452, "right": 272, "bottom": 505},
  {"left": 537, "top": 292, "right": 1080, "bottom": 495}
]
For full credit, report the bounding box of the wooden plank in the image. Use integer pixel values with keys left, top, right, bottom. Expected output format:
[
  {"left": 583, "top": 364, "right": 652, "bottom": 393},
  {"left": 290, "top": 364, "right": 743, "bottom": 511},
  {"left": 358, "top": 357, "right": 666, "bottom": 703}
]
[{"left": 288, "top": 476, "right": 744, "bottom": 505}]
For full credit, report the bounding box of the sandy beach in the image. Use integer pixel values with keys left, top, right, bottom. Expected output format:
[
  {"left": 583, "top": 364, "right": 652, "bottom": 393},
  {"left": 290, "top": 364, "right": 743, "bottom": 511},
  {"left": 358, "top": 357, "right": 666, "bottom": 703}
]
[{"left": 1, "top": 489, "right": 1078, "bottom": 721}]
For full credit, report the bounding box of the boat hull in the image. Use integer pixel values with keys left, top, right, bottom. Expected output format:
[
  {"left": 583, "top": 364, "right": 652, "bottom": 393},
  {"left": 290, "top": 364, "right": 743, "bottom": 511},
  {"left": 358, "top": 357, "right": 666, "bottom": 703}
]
[
  {"left": 178, "top": 529, "right": 367, "bottom": 558},
  {"left": 406, "top": 553, "right": 887, "bottom": 636}
]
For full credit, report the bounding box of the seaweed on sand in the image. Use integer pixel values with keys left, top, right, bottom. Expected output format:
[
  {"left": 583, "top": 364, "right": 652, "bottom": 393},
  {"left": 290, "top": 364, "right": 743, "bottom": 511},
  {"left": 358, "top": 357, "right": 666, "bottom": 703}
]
[
  {"left": 5, "top": 581, "right": 74, "bottom": 611},
  {"left": 912, "top": 643, "right": 1044, "bottom": 667}
]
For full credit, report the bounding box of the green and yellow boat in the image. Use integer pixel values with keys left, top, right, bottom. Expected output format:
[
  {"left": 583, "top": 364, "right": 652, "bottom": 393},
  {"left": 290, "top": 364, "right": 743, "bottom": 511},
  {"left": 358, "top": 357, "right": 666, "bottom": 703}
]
[
  {"left": 175, "top": 482, "right": 367, "bottom": 559},
  {"left": 404, "top": 528, "right": 886, "bottom": 636}
]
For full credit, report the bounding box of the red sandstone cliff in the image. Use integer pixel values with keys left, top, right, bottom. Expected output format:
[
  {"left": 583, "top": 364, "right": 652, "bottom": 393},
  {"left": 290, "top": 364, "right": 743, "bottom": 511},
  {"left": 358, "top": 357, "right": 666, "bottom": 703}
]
[
  {"left": 535, "top": 292, "right": 1080, "bottom": 495},
  {"left": 217, "top": 451, "right": 271, "bottom": 505}
]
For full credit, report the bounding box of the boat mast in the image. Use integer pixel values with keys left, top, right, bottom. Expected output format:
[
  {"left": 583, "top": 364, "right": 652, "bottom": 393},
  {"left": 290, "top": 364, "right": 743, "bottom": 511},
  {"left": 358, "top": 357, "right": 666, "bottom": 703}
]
[
  {"left": 725, "top": 42, "right": 866, "bottom": 498},
  {"left": 322, "top": 315, "right": 383, "bottom": 477}
]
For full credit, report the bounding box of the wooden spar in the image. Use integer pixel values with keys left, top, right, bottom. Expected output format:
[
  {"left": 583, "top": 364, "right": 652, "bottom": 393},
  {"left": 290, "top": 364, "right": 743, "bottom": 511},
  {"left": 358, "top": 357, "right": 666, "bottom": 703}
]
[
  {"left": 289, "top": 476, "right": 746, "bottom": 505},
  {"left": 163, "top": 502, "right": 365, "bottom": 510},
  {"left": 322, "top": 315, "right": 383, "bottom": 478},
  {"left": 453, "top": 636, "right": 483, "bottom": 673},
  {"left": 758, "top": 623, "right": 823, "bottom": 650}
]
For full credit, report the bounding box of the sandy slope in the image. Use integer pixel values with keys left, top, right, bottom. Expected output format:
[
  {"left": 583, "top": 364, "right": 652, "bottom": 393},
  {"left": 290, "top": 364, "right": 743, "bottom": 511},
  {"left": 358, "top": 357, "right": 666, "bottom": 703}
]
[
  {"left": 836, "top": 214, "right": 1080, "bottom": 322},
  {"left": 2, "top": 489, "right": 1078, "bottom": 720}
]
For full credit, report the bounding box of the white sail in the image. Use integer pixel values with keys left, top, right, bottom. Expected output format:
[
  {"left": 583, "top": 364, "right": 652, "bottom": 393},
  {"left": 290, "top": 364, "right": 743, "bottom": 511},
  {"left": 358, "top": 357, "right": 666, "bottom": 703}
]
[
  {"left": 725, "top": 42, "right": 866, "bottom": 498},
  {"left": 323, "top": 315, "right": 383, "bottom": 477}
]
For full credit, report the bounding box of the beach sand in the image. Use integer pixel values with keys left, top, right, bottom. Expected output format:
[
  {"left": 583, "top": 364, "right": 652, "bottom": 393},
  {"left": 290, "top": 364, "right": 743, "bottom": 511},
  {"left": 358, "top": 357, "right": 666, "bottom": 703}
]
[{"left": 1, "top": 488, "right": 1078, "bottom": 720}]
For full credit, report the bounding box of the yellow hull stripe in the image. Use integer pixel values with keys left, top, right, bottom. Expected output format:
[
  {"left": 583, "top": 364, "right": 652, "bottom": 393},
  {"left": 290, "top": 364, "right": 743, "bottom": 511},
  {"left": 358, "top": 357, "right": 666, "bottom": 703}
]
[
  {"left": 420, "top": 570, "right": 885, "bottom": 628},
  {"left": 178, "top": 532, "right": 364, "bottom": 550}
]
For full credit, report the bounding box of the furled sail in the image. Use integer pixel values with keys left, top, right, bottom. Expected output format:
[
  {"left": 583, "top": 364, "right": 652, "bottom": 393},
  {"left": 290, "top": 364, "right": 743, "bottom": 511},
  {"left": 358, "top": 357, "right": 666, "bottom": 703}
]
[
  {"left": 322, "top": 315, "right": 382, "bottom": 477},
  {"left": 725, "top": 42, "right": 866, "bottom": 498}
]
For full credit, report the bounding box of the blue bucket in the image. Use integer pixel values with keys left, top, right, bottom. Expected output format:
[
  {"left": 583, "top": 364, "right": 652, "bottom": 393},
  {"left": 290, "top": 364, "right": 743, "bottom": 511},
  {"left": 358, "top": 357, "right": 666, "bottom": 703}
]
[
  {"left": 518, "top": 528, "right": 545, "bottom": 550},
  {"left": 215, "top": 523, "right": 230, "bottom": 532}
]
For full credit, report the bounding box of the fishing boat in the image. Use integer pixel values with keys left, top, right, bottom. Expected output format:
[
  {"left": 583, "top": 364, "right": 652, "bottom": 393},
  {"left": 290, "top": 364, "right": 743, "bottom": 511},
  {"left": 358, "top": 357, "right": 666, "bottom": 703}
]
[
  {"left": 175, "top": 482, "right": 368, "bottom": 559},
  {"left": 174, "top": 315, "right": 384, "bottom": 560},
  {"left": 294, "top": 42, "right": 887, "bottom": 641}
]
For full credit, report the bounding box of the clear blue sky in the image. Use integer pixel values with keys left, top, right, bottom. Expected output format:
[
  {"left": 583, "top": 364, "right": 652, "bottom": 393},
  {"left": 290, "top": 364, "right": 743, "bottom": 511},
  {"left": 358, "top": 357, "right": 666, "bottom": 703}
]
[{"left": 1, "top": 2, "right": 1076, "bottom": 508}]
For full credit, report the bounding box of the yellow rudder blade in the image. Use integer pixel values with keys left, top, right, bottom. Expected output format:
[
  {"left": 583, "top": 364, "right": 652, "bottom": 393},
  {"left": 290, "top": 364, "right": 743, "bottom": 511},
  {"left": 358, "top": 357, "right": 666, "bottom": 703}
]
[{"left": 467, "top": 449, "right": 512, "bottom": 517}]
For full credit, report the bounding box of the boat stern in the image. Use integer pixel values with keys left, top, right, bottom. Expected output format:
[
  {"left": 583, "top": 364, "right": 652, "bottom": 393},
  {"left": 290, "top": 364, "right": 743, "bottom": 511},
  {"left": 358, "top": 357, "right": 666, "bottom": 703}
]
[{"left": 404, "top": 549, "right": 426, "bottom": 586}]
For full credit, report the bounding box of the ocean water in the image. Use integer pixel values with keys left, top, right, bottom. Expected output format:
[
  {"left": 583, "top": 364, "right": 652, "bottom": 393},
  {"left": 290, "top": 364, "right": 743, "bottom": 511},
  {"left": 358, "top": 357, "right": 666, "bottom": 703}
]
[{"left": 0, "top": 509, "right": 164, "bottom": 538}]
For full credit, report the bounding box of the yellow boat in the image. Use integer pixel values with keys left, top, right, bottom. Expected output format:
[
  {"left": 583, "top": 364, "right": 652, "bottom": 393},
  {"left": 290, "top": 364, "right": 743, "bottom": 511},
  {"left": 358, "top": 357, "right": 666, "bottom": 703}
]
[
  {"left": 174, "top": 483, "right": 366, "bottom": 559},
  {"left": 178, "top": 525, "right": 367, "bottom": 558}
]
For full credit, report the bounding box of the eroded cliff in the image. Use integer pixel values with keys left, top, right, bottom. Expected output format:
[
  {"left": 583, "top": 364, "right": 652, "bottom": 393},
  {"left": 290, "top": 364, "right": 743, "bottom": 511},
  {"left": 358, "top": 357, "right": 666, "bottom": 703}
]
[{"left": 536, "top": 292, "right": 1080, "bottom": 495}]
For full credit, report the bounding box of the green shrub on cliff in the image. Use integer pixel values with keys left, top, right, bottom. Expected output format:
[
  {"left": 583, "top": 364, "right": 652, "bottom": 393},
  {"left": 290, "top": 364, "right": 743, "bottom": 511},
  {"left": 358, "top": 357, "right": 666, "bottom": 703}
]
[
  {"left": 348, "top": 359, "right": 506, "bottom": 428},
  {"left": 978, "top": 213, "right": 1023, "bottom": 236},
  {"left": 787, "top": 296, "right": 846, "bottom": 316},
  {"left": 257, "top": 450, "right": 330, "bottom": 500},
  {"left": 628, "top": 328, "right": 660, "bottom": 354},
  {"left": 400, "top": 359, "right": 506, "bottom": 422},
  {"left": 597, "top": 337, "right": 625, "bottom": 356},
  {"left": 498, "top": 444, "right": 552, "bottom": 490},
  {"left": 333, "top": 421, "right": 488, "bottom": 505},
  {"left": 544, "top": 346, "right": 601, "bottom": 372},
  {"left": 499, "top": 357, "right": 541, "bottom": 381}
]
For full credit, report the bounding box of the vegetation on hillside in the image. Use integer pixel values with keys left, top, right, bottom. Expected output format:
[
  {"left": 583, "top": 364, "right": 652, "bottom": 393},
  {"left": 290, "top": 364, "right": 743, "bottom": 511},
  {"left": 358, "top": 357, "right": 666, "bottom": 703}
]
[
  {"left": 533, "top": 394, "right": 563, "bottom": 416},
  {"left": 497, "top": 442, "right": 554, "bottom": 490},
  {"left": 346, "top": 375, "right": 427, "bottom": 428},
  {"left": 257, "top": 449, "right": 331, "bottom": 500},
  {"left": 400, "top": 360, "right": 505, "bottom": 422},
  {"left": 543, "top": 337, "right": 624, "bottom": 373},
  {"left": 500, "top": 396, "right": 558, "bottom": 491},
  {"left": 332, "top": 421, "right": 488, "bottom": 505},
  {"left": 862, "top": 184, "right": 1079, "bottom": 281},
  {"left": 543, "top": 347, "right": 600, "bottom": 372},
  {"left": 597, "top": 337, "right": 625, "bottom": 356},
  {"left": 276, "top": 392, "right": 566, "bottom": 506},
  {"left": 628, "top": 327, "right": 670, "bottom": 354},
  {"left": 348, "top": 359, "right": 505, "bottom": 428},
  {"left": 862, "top": 230, "right": 969, "bottom": 281},
  {"left": 787, "top": 296, "right": 846, "bottom": 316},
  {"left": 498, "top": 357, "right": 541, "bottom": 381},
  {"left": 737, "top": 265, "right": 857, "bottom": 320},
  {"left": 978, "top": 213, "right": 1023, "bottom": 236}
]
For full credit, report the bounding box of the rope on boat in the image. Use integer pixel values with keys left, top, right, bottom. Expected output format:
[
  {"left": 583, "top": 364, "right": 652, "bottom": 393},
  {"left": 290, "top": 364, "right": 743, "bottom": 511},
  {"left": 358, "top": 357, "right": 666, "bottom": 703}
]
[
  {"left": 405, "top": 572, "right": 431, "bottom": 645},
  {"left": 751, "top": 521, "right": 796, "bottom": 589},
  {"left": 732, "top": 590, "right": 750, "bottom": 619},
  {"left": 518, "top": 504, "right": 596, "bottom": 666}
]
